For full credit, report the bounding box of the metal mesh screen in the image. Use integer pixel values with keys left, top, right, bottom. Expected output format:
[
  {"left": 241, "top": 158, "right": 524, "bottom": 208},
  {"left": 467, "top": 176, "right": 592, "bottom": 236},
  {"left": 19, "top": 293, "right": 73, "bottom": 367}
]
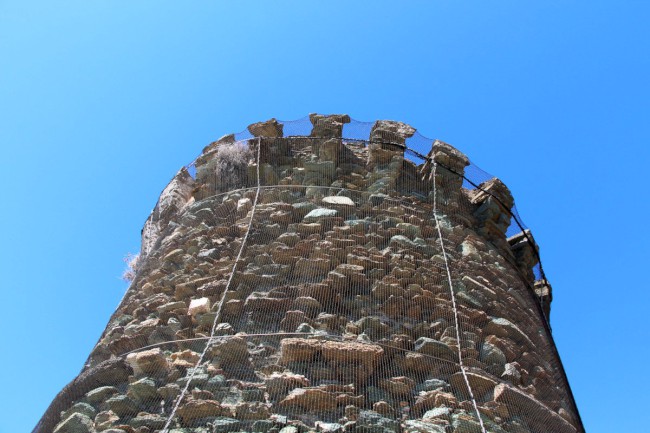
[{"left": 35, "top": 116, "right": 582, "bottom": 433}]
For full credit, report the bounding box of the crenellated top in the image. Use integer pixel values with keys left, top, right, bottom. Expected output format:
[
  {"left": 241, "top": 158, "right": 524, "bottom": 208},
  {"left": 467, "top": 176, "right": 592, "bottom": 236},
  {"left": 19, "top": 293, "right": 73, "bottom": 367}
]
[{"left": 141, "top": 114, "right": 545, "bottom": 298}]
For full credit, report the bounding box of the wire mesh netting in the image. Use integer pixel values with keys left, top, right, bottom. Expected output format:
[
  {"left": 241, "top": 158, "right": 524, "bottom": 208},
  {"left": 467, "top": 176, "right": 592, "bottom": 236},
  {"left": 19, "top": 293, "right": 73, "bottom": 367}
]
[{"left": 36, "top": 116, "right": 582, "bottom": 433}]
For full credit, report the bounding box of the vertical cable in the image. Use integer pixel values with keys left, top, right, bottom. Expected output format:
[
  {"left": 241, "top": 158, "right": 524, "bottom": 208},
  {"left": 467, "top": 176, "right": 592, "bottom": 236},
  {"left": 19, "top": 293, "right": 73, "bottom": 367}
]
[
  {"left": 161, "top": 137, "right": 262, "bottom": 432},
  {"left": 431, "top": 160, "right": 487, "bottom": 433}
]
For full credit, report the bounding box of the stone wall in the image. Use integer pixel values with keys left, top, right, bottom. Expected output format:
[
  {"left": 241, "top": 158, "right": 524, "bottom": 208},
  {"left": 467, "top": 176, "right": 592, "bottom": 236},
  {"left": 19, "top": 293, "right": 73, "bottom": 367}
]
[{"left": 36, "top": 115, "right": 582, "bottom": 433}]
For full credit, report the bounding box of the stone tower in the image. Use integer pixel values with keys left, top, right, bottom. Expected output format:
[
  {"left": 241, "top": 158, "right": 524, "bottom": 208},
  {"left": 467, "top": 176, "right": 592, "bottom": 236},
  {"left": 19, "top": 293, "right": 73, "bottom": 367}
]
[{"left": 36, "top": 115, "right": 583, "bottom": 433}]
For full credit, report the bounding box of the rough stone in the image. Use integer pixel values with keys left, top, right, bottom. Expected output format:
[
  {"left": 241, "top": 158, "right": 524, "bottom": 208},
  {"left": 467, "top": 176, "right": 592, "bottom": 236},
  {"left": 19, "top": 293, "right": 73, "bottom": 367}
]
[
  {"left": 451, "top": 413, "right": 483, "bottom": 433},
  {"left": 415, "top": 379, "right": 448, "bottom": 393},
  {"left": 449, "top": 370, "right": 498, "bottom": 398},
  {"left": 389, "top": 235, "right": 435, "bottom": 255},
  {"left": 310, "top": 113, "right": 350, "bottom": 138},
  {"left": 176, "top": 400, "right": 224, "bottom": 423},
  {"left": 304, "top": 208, "right": 338, "bottom": 221},
  {"left": 322, "top": 196, "right": 355, "bottom": 207},
  {"left": 211, "top": 337, "right": 251, "bottom": 369},
  {"left": 208, "top": 417, "right": 241, "bottom": 433},
  {"left": 501, "top": 362, "right": 522, "bottom": 385},
  {"left": 494, "top": 383, "right": 577, "bottom": 433},
  {"left": 94, "top": 411, "right": 119, "bottom": 431},
  {"left": 61, "top": 402, "right": 96, "bottom": 421},
  {"left": 414, "top": 337, "right": 456, "bottom": 361},
  {"left": 316, "top": 422, "right": 344, "bottom": 433},
  {"left": 53, "top": 413, "right": 95, "bottom": 433},
  {"left": 129, "top": 413, "right": 166, "bottom": 429},
  {"left": 265, "top": 372, "right": 310, "bottom": 400},
  {"left": 413, "top": 390, "right": 458, "bottom": 413},
  {"left": 248, "top": 118, "right": 283, "bottom": 137},
  {"left": 188, "top": 297, "right": 211, "bottom": 316},
  {"left": 131, "top": 348, "right": 169, "bottom": 376},
  {"left": 422, "top": 407, "right": 451, "bottom": 421},
  {"left": 105, "top": 395, "right": 139, "bottom": 417},
  {"left": 484, "top": 317, "right": 534, "bottom": 347},
  {"left": 378, "top": 376, "right": 415, "bottom": 396},
  {"left": 85, "top": 386, "right": 119, "bottom": 406},
  {"left": 403, "top": 420, "right": 446, "bottom": 433},
  {"left": 279, "top": 388, "right": 337, "bottom": 411},
  {"left": 127, "top": 377, "right": 158, "bottom": 403},
  {"left": 357, "top": 410, "right": 400, "bottom": 433},
  {"left": 479, "top": 342, "right": 507, "bottom": 367},
  {"left": 321, "top": 340, "right": 383, "bottom": 367},
  {"left": 158, "top": 383, "right": 181, "bottom": 402}
]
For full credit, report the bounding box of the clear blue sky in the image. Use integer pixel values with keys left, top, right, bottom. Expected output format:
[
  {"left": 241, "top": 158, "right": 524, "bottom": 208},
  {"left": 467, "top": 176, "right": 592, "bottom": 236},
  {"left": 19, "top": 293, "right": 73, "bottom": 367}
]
[{"left": 1, "top": 1, "right": 648, "bottom": 432}]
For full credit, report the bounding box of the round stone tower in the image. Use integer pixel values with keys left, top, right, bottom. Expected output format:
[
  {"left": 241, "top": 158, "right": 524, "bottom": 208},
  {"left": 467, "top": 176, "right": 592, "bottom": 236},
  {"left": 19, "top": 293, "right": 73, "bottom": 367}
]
[{"left": 36, "top": 115, "right": 583, "bottom": 433}]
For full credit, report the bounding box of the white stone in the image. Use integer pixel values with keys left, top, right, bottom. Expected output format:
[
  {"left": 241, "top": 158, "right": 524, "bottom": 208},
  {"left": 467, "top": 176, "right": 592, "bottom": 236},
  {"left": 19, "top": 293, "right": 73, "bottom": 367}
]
[
  {"left": 126, "top": 352, "right": 143, "bottom": 376},
  {"left": 188, "top": 297, "right": 211, "bottom": 316},
  {"left": 237, "top": 197, "right": 252, "bottom": 213},
  {"left": 322, "top": 196, "right": 355, "bottom": 207}
]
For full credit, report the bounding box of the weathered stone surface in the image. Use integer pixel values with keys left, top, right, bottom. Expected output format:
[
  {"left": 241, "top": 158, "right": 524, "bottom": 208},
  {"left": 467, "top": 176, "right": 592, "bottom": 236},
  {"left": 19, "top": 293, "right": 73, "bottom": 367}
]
[
  {"left": 280, "top": 338, "right": 321, "bottom": 363},
  {"left": 316, "top": 421, "right": 344, "bottom": 433},
  {"left": 379, "top": 376, "right": 415, "bottom": 396},
  {"left": 207, "top": 417, "right": 241, "bottom": 432},
  {"left": 533, "top": 278, "right": 553, "bottom": 319},
  {"left": 248, "top": 118, "right": 283, "bottom": 137},
  {"left": 279, "top": 388, "right": 337, "bottom": 411},
  {"left": 413, "top": 390, "right": 458, "bottom": 413},
  {"left": 416, "top": 379, "right": 448, "bottom": 393},
  {"left": 449, "top": 370, "right": 498, "bottom": 398},
  {"left": 451, "top": 412, "right": 484, "bottom": 433},
  {"left": 105, "top": 394, "right": 139, "bottom": 417},
  {"left": 141, "top": 167, "right": 194, "bottom": 257},
  {"left": 293, "top": 296, "right": 321, "bottom": 316},
  {"left": 210, "top": 336, "right": 249, "bottom": 362},
  {"left": 94, "top": 410, "right": 119, "bottom": 431},
  {"left": 357, "top": 410, "right": 400, "bottom": 433},
  {"left": 414, "top": 337, "right": 456, "bottom": 361},
  {"left": 129, "top": 413, "right": 166, "bottom": 429},
  {"left": 422, "top": 407, "right": 452, "bottom": 421},
  {"left": 501, "top": 362, "right": 522, "bottom": 385},
  {"left": 479, "top": 342, "right": 507, "bottom": 367},
  {"left": 494, "top": 383, "right": 577, "bottom": 433},
  {"left": 157, "top": 385, "right": 181, "bottom": 405},
  {"left": 279, "top": 338, "right": 383, "bottom": 382},
  {"left": 130, "top": 348, "right": 169, "bottom": 376},
  {"left": 404, "top": 420, "right": 446, "bottom": 433},
  {"left": 61, "top": 402, "right": 96, "bottom": 421},
  {"left": 85, "top": 386, "right": 119, "bottom": 406},
  {"left": 322, "top": 196, "right": 355, "bottom": 207},
  {"left": 53, "top": 413, "right": 94, "bottom": 433},
  {"left": 188, "top": 297, "right": 211, "bottom": 316},
  {"left": 127, "top": 377, "right": 158, "bottom": 403},
  {"left": 176, "top": 399, "right": 224, "bottom": 423},
  {"left": 389, "top": 235, "right": 434, "bottom": 255},
  {"left": 484, "top": 317, "right": 534, "bottom": 347},
  {"left": 372, "top": 400, "right": 394, "bottom": 416},
  {"left": 370, "top": 120, "right": 416, "bottom": 144},
  {"left": 265, "top": 372, "right": 310, "bottom": 400},
  {"left": 157, "top": 300, "right": 187, "bottom": 313},
  {"left": 310, "top": 113, "right": 350, "bottom": 138},
  {"left": 304, "top": 208, "right": 338, "bottom": 221},
  {"left": 321, "top": 340, "right": 383, "bottom": 367},
  {"left": 170, "top": 349, "right": 201, "bottom": 367},
  {"left": 245, "top": 292, "right": 292, "bottom": 313}
]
